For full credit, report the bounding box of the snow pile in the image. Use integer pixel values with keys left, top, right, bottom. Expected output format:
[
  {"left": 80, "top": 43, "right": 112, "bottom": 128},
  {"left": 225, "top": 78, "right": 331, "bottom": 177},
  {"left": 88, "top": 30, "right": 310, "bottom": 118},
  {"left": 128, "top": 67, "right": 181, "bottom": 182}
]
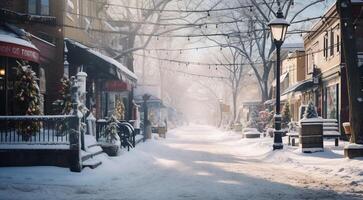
[{"left": 0, "top": 125, "right": 362, "bottom": 199}]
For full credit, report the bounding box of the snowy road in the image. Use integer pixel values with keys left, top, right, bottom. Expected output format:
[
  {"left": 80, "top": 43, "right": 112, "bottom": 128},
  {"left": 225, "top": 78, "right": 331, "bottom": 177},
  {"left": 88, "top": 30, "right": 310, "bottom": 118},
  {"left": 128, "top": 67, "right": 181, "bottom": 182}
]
[{"left": 0, "top": 125, "right": 362, "bottom": 200}]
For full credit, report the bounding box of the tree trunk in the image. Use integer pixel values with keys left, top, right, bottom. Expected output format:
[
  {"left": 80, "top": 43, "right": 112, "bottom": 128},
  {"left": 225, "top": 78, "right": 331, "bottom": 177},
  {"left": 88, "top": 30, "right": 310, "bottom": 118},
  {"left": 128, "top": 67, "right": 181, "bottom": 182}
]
[
  {"left": 126, "top": 34, "right": 136, "bottom": 72},
  {"left": 337, "top": 0, "right": 363, "bottom": 145},
  {"left": 232, "top": 90, "right": 237, "bottom": 123}
]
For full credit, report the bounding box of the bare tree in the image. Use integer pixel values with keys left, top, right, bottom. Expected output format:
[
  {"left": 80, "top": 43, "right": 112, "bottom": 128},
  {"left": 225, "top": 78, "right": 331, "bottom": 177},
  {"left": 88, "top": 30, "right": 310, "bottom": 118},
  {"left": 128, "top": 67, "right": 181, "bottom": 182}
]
[
  {"left": 216, "top": 47, "right": 246, "bottom": 124},
  {"left": 203, "top": 0, "right": 326, "bottom": 102}
]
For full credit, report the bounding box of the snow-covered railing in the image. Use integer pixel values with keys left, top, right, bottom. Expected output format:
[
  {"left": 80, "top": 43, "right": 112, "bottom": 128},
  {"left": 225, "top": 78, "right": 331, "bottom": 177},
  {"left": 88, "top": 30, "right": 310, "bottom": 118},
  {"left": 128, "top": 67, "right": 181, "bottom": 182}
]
[{"left": 0, "top": 115, "right": 76, "bottom": 145}]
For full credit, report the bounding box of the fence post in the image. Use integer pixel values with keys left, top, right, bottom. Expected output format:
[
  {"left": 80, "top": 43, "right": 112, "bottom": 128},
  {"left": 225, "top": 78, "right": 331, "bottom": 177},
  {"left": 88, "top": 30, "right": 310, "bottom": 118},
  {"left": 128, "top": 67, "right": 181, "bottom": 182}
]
[{"left": 69, "top": 77, "right": 82, "bottom": 172}]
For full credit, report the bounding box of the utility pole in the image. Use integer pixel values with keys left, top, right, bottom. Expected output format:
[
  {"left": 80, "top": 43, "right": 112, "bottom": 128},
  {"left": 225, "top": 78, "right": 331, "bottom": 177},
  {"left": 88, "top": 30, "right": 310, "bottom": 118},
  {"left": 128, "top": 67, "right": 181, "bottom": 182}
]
[{"left": 337, "top": 0, "right": 363, "bottom": 158}]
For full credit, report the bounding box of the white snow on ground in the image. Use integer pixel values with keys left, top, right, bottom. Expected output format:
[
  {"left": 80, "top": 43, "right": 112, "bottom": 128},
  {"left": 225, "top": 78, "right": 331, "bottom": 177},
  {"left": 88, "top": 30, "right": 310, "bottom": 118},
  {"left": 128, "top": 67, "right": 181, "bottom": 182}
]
[{"left": 0, "top": 125, "right": 362, "bottom": 200}]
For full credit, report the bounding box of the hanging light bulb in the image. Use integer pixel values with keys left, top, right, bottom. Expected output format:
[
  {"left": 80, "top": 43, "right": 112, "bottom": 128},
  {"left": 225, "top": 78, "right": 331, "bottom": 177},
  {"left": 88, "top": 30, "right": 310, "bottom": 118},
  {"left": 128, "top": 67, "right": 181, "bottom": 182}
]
[
  {"left": 249, "top": 6, "right": 253, "bottom": 12},
  {"left": 207, "top": 11, "right": 210, "bottom": 17}
]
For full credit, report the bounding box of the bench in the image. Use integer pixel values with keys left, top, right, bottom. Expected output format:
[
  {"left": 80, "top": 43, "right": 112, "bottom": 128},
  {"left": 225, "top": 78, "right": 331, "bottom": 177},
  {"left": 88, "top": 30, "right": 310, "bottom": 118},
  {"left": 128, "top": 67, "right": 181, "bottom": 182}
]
[
  {"left": 323, "top": 119, "right": 340, "bottom": 146},
  {"left": 287, "top": 132, "right": 299, "bottom": 146},
  {"left": 287, "top": 119, "right": 340, "bottom": 146}
]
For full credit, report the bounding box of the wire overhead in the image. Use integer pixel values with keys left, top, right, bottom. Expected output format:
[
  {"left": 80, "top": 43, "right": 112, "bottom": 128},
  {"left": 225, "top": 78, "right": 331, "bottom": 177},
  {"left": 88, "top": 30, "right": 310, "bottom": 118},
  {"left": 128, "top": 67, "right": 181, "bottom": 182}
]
[{"left": 90, "top": 0, "right": 289, "bottom": 13}]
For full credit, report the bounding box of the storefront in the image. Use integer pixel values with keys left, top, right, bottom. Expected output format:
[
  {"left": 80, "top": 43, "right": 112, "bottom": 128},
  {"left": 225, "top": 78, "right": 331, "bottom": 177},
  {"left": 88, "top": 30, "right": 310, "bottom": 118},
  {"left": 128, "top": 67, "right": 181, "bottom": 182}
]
[
  {"left": 65, "top": 38, "right": 138, "bottom": 120},
  {"left": 0, "top": 24, "right": 41, "bottom": 115}
]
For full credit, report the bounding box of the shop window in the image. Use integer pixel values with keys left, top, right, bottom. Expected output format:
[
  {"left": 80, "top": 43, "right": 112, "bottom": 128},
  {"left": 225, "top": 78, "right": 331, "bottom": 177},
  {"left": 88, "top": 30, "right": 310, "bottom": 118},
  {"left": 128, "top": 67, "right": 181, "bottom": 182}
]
[
  {"left": 27, "top": 0, "right": 49, "bottom": 15},
  {"left": 326, "top": 84, "right": 338, "bottom": 119}
]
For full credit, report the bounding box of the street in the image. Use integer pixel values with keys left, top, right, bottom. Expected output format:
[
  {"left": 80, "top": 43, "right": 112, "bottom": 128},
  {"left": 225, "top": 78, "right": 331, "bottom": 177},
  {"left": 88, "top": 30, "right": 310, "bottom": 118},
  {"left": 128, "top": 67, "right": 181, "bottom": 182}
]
[{"left": 0, "top": 125, "right": 361, "bottom": 200}]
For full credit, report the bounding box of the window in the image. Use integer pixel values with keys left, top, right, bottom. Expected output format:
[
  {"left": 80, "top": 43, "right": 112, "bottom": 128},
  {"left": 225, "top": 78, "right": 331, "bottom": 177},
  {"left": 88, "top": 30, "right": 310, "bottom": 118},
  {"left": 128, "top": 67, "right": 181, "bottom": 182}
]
[
  {"left": 28, "top": 0, "right": 37, "bottom": 14},
  {"left": 337, "top": 35, "right": 340, "bottom": 52},
  {"left": 323, "top": 33, "right": 328, "bottom": 58},
  {"left": 330, "top": 29, "right": 334, "bottom": 56},
  {"left": 325, "top": 84, "right": 338, "bottom": 119},
  {"left": 40, "top": 0, "right": 49, "bottom": 15},
  {"left": 27, "top": 0, "right": 49, "bottom": 15}
]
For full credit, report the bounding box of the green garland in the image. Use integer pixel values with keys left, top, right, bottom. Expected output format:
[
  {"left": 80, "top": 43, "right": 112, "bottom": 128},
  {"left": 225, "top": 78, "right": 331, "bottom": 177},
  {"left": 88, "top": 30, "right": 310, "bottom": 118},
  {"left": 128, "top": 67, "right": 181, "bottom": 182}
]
[{"left": 14, "top": 62, "right": 42, "bottom": 140}]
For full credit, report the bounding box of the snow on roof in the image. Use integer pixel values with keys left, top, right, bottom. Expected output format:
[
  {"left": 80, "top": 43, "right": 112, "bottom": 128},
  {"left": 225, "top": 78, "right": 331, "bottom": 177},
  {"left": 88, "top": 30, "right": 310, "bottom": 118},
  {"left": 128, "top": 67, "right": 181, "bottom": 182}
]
[
  {"left": 0, "top": 29, "right": 39, "bottom": 51},
  {"left": 65, "top": 38, "right": 137, "bottom": 81}
]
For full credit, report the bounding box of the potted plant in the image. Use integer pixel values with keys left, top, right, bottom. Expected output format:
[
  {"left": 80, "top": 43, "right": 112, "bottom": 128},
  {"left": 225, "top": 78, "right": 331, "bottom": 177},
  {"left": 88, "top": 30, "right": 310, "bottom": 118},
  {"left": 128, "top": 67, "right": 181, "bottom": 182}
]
[
  {"left": 343, "top": 122, "right": 351, "bottom": 140},
  {"left": 99, "top": 115, "right": 121, "bottom": 156}
]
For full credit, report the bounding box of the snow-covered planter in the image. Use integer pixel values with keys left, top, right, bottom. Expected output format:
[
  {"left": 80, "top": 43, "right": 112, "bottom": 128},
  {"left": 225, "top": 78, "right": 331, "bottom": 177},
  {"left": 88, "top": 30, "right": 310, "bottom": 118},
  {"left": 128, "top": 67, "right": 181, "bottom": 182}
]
[
  {"left": 98, "top": 116, "right": 121, "bottom": 156},
  {"left": 299, "top": 102, "right": 323, "bottom": 153},
  {"left": 243, "top": 128, "right": 261, "bottom": 138}
]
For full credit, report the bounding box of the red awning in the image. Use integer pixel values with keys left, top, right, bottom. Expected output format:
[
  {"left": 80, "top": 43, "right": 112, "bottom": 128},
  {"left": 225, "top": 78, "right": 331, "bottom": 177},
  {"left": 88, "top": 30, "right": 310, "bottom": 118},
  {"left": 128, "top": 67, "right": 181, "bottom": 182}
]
[
  {"left": 0, "top": 33, "right": 40, "bottom": 63},
  {"left": 31, "top": 35, "right": 56, "bottom": 64}
]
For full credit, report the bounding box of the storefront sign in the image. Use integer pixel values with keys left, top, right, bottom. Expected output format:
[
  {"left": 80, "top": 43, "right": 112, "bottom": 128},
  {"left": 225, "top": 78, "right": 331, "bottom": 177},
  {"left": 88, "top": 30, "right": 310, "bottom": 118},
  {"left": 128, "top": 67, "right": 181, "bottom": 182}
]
[
  {"left": 104, "top": 80, "right": 131, "bottom": 91},
  {"left": 0, "top": 41, "right": 40, "bottom": 63}
]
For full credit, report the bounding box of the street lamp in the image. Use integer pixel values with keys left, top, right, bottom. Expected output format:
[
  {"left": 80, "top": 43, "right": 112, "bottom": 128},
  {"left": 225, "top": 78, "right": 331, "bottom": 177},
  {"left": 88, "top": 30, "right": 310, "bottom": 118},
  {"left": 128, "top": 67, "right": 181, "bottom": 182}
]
[{"left": 268, "top": 8, "right": 290, "bottom": 150}]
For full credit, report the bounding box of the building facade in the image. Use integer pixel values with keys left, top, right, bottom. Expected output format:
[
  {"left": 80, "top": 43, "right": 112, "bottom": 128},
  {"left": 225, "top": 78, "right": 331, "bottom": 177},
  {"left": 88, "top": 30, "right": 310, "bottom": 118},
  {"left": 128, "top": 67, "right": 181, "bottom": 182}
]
[{"left": 0, "top": 0, "right": 138, "bottom": 120}]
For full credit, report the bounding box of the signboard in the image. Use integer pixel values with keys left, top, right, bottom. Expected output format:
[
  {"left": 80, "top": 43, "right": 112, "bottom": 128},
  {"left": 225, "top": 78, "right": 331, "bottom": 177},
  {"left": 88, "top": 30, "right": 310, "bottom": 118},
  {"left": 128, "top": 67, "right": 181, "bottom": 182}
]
[
  {"left": 104, "top": 80, "right": 132, "bottom": 91},
  {"left": 0, "top": 41, "right": 40, "bottom": 63}
]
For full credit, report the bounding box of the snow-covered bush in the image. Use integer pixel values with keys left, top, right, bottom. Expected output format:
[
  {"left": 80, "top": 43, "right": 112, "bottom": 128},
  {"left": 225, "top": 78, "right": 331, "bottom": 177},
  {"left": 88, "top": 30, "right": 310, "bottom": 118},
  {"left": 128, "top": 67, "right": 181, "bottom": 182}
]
[
  {"left": 259, "top": 109, "right": 274, "bottom": 131},
  {"left": 303, "top": 101, "right": 318, "bottom": 119},
  {"left": 282, "top": 102, "right": 291, "bottom": 128},
  {"left": 99, "top": 115, "right": 121, "bottom": 145},
  {"left": 246, "top": 107, "right": 260, "bottom": 129},
  {"left": 288, "top": 121, "right": 299, "bottom": 133},
  {"left": 99, "top": 115, "right": 121, "bottom": 156},
  {"left": 53, "top": 76, "right": 72, "bottom": 115}
]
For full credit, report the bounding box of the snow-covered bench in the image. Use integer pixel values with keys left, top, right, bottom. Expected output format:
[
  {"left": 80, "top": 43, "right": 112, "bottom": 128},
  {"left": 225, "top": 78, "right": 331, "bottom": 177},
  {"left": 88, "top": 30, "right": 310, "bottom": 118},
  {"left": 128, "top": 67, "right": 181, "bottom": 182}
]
[
  {"left": 287, "top": 132, "right": 299, "bottom": 146},
  {"left": 287, "top": 119, "right": 340, "bottom": 146},
  {"left": 323, "top": 119, "right": 340, "bottom": 146},
  {"left": 242, "top": 128, "right": 261, "bottom": 138}
]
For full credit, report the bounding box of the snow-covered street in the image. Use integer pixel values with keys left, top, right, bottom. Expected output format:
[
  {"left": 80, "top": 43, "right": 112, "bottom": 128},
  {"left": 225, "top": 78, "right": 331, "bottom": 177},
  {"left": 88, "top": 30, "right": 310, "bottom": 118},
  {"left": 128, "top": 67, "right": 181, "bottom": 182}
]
[{"left": 0, "top": 125, "right": 362, "bottom": 200}]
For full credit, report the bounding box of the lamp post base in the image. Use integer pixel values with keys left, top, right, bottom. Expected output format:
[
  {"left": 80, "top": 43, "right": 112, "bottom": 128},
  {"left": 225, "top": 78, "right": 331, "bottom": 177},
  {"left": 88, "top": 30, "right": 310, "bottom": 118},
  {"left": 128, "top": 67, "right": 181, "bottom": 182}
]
[
  {"left": 273, "top": 130, "right": 284, "bottom": 150},
  {"left": 273, "top": 143, "right": 283, "bottom": 150}
]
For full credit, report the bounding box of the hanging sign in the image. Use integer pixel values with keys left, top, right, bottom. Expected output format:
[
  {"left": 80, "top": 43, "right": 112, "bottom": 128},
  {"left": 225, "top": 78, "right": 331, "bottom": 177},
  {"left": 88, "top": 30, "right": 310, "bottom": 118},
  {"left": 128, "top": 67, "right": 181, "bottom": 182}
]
[
  {"left": 104, "top": 80, "right": 132, "bottom": 91},
  {"left": 0, "top": 41, "right": 40, "bottom": 63}
]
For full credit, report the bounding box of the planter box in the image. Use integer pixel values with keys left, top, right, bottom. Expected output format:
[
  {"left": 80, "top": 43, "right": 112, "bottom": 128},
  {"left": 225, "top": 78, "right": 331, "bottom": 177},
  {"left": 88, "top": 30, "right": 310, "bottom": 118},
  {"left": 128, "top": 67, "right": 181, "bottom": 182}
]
[
  {"left": 299, "top": 119, "right": 323, "bottom": 153},
  {"left": 100, "top": 144, "right": 119, "bottom": 156}
]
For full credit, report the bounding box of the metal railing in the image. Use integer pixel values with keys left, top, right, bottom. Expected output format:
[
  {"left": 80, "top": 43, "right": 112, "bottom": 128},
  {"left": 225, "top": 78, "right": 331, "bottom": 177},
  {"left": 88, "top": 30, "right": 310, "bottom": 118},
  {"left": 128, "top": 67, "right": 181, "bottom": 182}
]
[{"left": 0, "top": 115, "right": 76, "bottom": 145}]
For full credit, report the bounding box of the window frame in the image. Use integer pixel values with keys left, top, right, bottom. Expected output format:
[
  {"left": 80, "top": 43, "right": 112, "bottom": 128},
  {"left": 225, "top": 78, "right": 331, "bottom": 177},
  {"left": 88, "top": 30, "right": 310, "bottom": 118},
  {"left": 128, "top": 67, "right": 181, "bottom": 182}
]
[{"left": 27, "top": 0, "right": 50, "bottom": 16}]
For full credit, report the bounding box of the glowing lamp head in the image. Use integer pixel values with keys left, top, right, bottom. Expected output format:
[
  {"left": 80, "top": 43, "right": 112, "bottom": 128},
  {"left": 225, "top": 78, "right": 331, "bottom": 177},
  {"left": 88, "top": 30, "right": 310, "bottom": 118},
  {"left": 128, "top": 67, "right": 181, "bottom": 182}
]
[{"left": 268, "top": 9, "right": 290, "bottom": 43}]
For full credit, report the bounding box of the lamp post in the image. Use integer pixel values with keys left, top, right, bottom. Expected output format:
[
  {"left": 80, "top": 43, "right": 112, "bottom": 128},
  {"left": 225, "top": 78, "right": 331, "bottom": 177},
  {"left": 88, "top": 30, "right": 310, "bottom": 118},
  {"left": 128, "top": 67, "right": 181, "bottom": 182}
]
[{"left": 268, "top": 8, "right": 290, "bottom": 150}]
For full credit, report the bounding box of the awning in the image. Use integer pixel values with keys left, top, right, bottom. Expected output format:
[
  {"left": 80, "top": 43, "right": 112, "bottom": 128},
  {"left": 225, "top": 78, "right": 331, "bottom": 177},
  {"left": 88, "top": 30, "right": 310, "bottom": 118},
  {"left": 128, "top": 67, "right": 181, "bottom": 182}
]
[
  {"left": 0, "top": 26, "right": 40, "bottom": 63},
  {"left": 65, "top": 38, "right": 137, "bottom": 84},
  {"left": 31, "top": 34, "right": 56, "bottom": 64},
  {"left": 282, "top": 79, "right": 314, "bottom": 96},
  {"left": 264, "top": 95, "right": 288, "bottom": 105},
  {"left": 271, "top": 72, "right": 289, "bottom": 87}
]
